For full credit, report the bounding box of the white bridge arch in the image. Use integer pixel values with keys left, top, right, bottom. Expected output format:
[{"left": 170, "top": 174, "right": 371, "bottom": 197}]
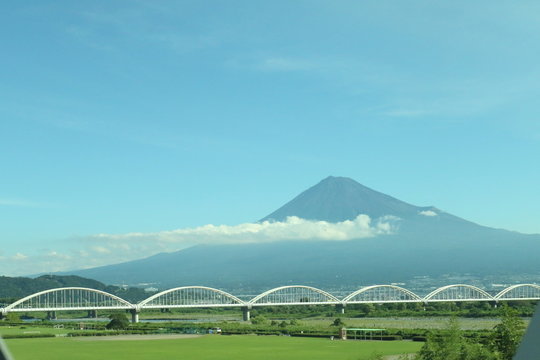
[
  {"left": 494, "top": 284, "right": 540, "bottom": 301},
  {"left": 424, "top": 284, "right": 494, "bottom": 302},
  {"left": 2, "top": 283, "right": 539, "bottom": 321},
  {"left": 344, "top": 285, "right": 422, "bottom": 304},
  {"left": 138, "top": 286, "right": 245, "bottom": 309},
  {"left": 4, "top": 287, "right": 134, "bottom": 313},
  {"left": 249, "top": 285, "right": 340, "bottom": 306}
]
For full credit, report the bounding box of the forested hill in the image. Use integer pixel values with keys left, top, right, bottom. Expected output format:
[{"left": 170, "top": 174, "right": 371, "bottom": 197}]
[{"left": 0, "top": 275, "right": 152, "bottom": 303}]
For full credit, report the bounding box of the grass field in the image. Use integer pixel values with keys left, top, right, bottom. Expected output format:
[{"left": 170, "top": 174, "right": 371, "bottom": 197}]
[{"left": 5, "top": 335, "right": 422, "bottom": 360}]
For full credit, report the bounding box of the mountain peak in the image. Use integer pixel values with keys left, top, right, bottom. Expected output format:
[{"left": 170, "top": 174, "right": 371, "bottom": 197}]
[
  {"left": 261, "top": 176, "right": 422, "bottom": 223},
  {"left": 318, "top": 175, "right": 364, "bottom": 186},
  {"left": 321, "top": 175, "right": 355, "bottom": 182}
]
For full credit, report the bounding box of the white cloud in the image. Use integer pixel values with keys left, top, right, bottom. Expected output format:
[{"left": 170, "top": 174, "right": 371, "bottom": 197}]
[
  {"left": 46, "top": 251, "right": 72, "bottom": 260},
  {"left": 91, "top": 214, "right": 396, "bottom": 245},
  {"left": 91, "top": 246, "right": 111, "bottom": 254},
  {"left": 11, "top": 253, "right": 28, "bottom": 261},
  {"left": 0, "top": 215, "right": 398, "bottom": 276},
  {"left": 419, "top": 210, "right": 438, "bottom": 217}
]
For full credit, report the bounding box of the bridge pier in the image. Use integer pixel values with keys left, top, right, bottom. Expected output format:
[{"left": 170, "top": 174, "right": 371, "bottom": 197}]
[
  {"left": 46, "top": 311, "right": 57, "bottom": 320},
  {"left": 87, "top": 310, "right": 97, "bottom": 318},
  {"left": 131, "top": 309, "right": 140, "bottom": 323},
  {"left": 336, "top": 303, "right": 346, "bottom": 314},
  {"left": 242, "top": 306, "right": 251, "bottom": 321}
]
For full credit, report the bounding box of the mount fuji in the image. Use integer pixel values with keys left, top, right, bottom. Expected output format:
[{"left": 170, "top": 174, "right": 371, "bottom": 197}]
[{"left": 60, "top": 177, "right": 540, "bottom": 290}]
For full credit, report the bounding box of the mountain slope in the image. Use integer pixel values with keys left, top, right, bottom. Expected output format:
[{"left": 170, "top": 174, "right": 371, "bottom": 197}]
[
  {"left": 61, "top": 176, "right": 540, "bottom": 291},
  {"left": 262, "top": 176, "right": 425, "bottom": 222},
  {"left": 66, "top": 230, "right": 540, "bottom": 291}
]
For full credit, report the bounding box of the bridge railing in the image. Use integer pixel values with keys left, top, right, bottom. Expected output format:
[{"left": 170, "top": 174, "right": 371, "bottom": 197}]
[{"left": 1, "top": 283, "right": 539, "bottom": 317}]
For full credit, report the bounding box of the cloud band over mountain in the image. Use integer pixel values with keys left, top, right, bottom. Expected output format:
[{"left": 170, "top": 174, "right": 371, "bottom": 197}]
[{"left": 1, "top": 215, "right": 397, "bottom": 276}]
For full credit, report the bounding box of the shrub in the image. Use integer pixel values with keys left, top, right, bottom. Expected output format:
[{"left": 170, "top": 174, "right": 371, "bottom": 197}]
[
  {"left": 2, "top": 333, "right": 55, "bottom": 339},
  {"left": 106, "top": 313, "right": 130, "bottom": 330}
]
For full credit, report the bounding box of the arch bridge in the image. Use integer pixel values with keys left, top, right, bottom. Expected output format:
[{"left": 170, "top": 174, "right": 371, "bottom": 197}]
[{"left": 1, "top": 283, "right": 538, "bottom": 322}]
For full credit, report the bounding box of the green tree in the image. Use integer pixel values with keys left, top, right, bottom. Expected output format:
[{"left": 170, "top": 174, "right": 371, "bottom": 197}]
[
  {"left": 418, "top": 317, "right": 462, "bottom": 360},
  {"left": 419, "top": 317, "right": 498, "bottom": 360},
  {"left": 332, "top": 318, "right": 345, "bottom": 327},
  {"left": 106, "top": 313, "right": 130, "bottom": 330},
  {"left": 358, "top": 303, "right": 375, "bottom": 316},
  {"left": 490, "top": 305, "right": 525, "bottom": 360},
  {"left": 5, "top": 312, "right": 20, "bottom": 322},
  {"left": 250, "top": 315, "right": 267, "bottom": 325},
  {"left": 460, "top": 343, "right": 497, "bottom": 360}
]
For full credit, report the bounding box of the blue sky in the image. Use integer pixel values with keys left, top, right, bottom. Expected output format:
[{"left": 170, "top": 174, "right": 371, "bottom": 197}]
[{"left": 1, "top": 1, "right": 540, "bottom": 275}]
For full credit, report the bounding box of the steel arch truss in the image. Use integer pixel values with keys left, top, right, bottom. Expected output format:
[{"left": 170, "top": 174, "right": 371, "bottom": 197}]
[
  {"left": 249, "top": 285, "right": 340, "bottom": 306},
  {"left": 424, "top": 284, "right": 494, "bottom": 302},
  {"left": 495, "top": 284, "right": 540, "bottom": 301},
  {"left": 344, "top": 285, "right": 422, "bottom": 304},
  {"left": 138, "top": 286, "right": 245, "bottom": 309},
  {"left": 5, "top": 287, "right": 134, "bottom": 312}
]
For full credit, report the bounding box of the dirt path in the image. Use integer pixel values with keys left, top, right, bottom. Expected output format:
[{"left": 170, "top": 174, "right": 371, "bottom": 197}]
[{"left": 74, "top": 334, "right": 203, "bottom": 341}]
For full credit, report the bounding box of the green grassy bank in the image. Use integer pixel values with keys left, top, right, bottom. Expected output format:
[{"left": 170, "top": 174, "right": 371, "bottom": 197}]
[{"left": 5, "top": 335, "right": 421, "bottom": 360}]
